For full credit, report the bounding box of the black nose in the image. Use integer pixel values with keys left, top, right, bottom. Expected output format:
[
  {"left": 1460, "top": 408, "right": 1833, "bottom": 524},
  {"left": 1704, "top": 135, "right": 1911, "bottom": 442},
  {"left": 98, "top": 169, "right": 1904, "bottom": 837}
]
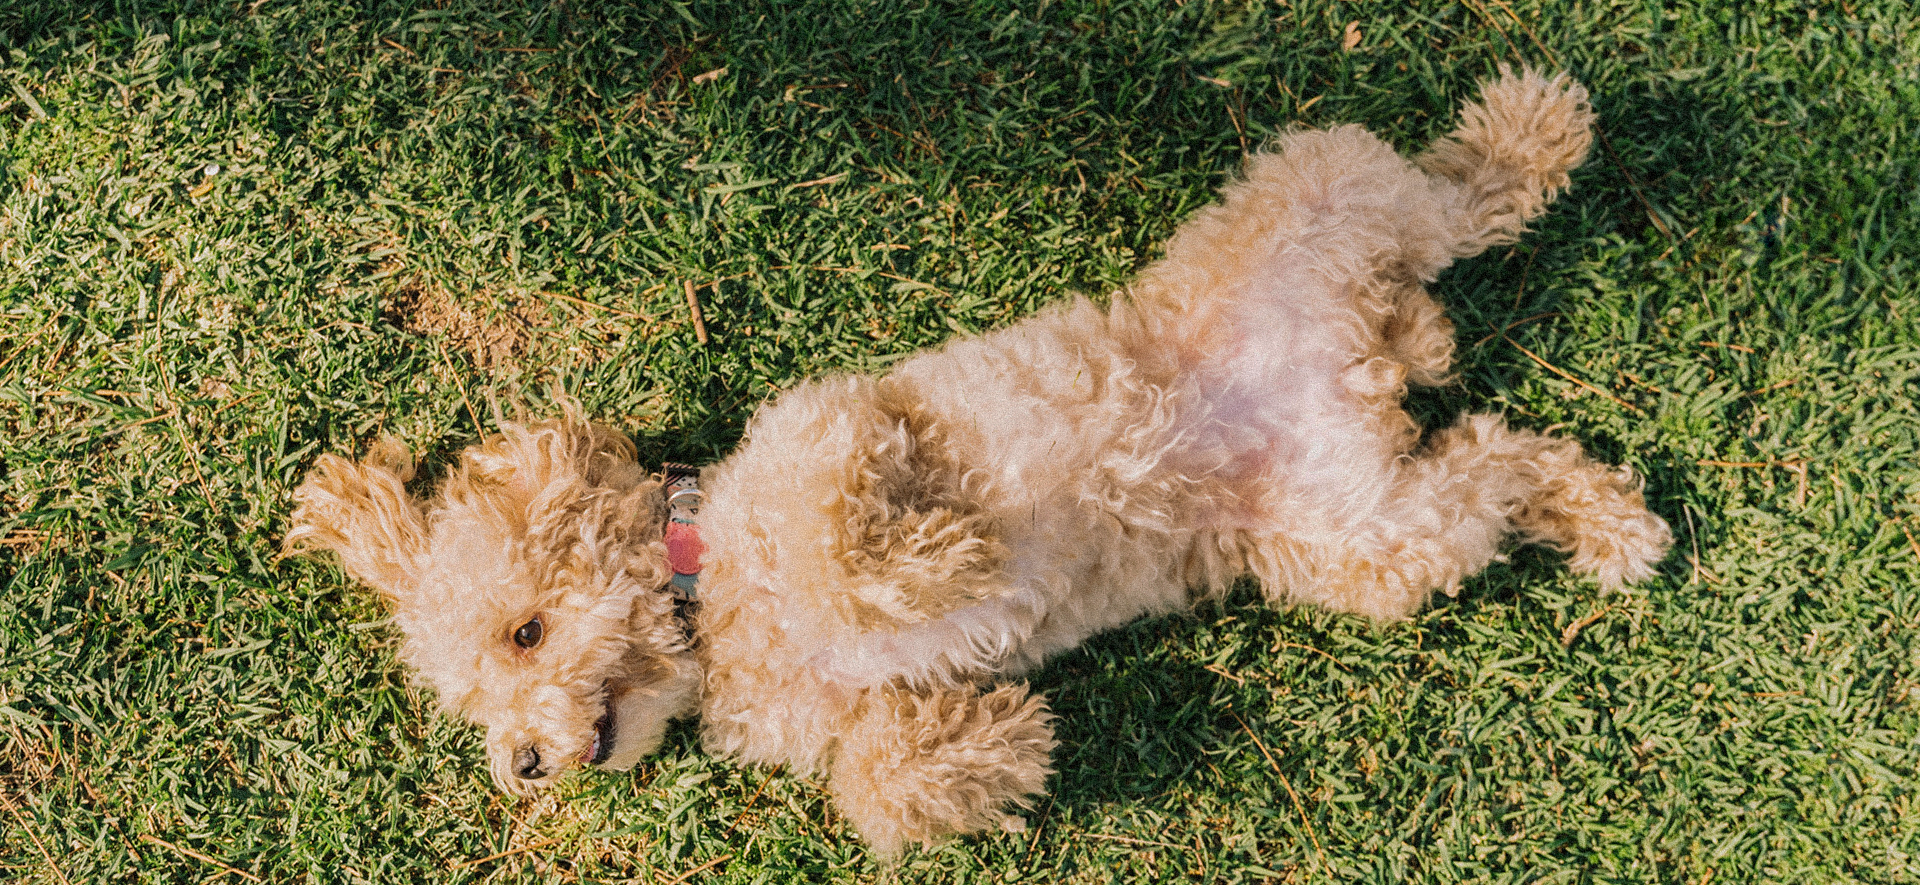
[{"left": 513, "top": 745, "right": 546, "bottom": 780}]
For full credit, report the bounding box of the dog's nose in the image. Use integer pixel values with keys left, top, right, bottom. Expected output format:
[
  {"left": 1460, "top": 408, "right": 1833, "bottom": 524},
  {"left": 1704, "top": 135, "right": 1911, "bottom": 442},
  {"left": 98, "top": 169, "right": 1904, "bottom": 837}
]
[{"left": 512, "top": 745, "right": 547, "bottom": 780}]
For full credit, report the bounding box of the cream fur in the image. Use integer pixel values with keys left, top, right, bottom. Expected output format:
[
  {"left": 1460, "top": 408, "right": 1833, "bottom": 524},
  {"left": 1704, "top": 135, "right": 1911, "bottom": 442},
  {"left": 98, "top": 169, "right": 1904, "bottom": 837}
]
[
  {"left": 285, "top": 402, "right": 699, "bottom": 794},
  {"left": 288, "top": 68, "right": 1671, "bottom": 856}
]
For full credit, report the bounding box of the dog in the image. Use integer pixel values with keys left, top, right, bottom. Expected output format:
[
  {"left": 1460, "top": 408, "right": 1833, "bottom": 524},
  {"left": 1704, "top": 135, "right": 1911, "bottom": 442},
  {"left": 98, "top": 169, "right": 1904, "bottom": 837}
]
[{"left": 287, "top": 67, "right": 1670, "bottom": 856}]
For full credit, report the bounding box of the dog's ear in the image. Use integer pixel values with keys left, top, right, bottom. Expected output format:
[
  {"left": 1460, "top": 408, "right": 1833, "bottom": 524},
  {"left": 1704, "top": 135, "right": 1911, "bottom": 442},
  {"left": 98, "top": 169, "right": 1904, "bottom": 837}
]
[{"left": 285, "top": 437, "right": 428, "bottom": 601}]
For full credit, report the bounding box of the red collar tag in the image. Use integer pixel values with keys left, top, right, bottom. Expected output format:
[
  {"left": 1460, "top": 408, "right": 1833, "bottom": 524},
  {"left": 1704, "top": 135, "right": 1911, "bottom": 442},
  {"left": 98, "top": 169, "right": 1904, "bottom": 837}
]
[{"left": 661, "top": 463, "right": 704, "bottom": 603}]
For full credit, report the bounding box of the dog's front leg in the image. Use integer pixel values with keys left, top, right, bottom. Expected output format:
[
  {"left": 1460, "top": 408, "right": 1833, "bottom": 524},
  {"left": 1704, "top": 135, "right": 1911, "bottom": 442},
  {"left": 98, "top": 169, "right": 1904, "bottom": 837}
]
[{"left": 825, "top": 682, "right": 1056, "bottom": 857}]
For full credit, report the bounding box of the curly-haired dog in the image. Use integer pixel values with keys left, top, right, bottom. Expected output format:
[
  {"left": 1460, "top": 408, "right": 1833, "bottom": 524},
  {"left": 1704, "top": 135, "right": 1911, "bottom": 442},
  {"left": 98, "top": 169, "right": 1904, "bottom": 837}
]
[{"left": 288, "top": 68, "right": 1670, "bottom": 855}]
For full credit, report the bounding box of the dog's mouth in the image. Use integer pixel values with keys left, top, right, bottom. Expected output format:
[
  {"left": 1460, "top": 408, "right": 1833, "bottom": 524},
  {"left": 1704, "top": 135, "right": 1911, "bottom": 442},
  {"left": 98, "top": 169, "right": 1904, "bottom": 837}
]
[{"left": 580, "top": 705, "right": 615, "bottom": 766}]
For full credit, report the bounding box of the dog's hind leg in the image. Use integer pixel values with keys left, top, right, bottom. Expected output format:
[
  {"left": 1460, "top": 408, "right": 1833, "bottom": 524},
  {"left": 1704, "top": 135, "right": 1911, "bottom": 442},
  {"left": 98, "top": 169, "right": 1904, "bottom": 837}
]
[
  {"left": 1247, "top": 414, "right": 1669, "bottom": 620},
  {"left": 1378, "top": 281, "right": 1458, "bottom": 388},
  {"left": 1416, "top": 66, "right": 1596, "bottom": 264},
  {"left": 826, "top": 682, "right": 1056, "bottom": 857},
  {"left": 1376, "top": 68, "right": 1597, "bottom": 387}
]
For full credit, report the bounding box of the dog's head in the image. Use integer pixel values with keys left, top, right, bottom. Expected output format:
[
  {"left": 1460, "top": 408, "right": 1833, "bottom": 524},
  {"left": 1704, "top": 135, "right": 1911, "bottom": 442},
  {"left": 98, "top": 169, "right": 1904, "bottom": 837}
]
[{"left": 285, "top": 403, "right": 699, "bottom": 794}]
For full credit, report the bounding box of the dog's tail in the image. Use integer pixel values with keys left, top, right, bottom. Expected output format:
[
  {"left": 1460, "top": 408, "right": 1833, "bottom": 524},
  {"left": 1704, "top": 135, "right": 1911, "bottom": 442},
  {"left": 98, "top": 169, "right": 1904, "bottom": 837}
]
[{"left": 1416, "top": 66, "right": 1595, "bottom": 259}]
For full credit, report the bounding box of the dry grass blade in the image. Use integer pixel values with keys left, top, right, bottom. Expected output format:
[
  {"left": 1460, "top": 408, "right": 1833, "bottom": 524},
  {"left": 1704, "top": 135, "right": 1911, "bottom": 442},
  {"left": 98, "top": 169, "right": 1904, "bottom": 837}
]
[
  {"left": 137, "top": 835, "right": 260, "bottom": 883},
  {"left": 1, "top": 790, "right": 73, "bottom": 885},
  {"left": 656, "top": 853, "right": 732, "bottom": 885},
  {"left": 1503, "top": 336, "right": 1643, "bottom": 414},
  {"left": 1229, "top": 710, "right": 1326, "bottom": 875},
  {"left": 1560, "top": 603, "right": 1615, "bottom": 647},
  {"left": 450, "top": 836, "right": 564, "bottom": 870}
]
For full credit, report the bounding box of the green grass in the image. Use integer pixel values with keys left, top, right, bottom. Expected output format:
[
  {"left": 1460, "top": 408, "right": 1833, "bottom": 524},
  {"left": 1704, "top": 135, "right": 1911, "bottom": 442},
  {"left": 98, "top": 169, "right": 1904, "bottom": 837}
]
[{"left": 2, "top": 0, "right": 1917, "bottom": 882}]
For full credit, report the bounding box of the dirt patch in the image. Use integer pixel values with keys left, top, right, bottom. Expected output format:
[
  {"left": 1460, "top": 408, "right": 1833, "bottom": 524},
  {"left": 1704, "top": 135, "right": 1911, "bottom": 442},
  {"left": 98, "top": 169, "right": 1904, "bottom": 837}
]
[{"left": 385, "top": 281, "right": 547, "bottom": 372}]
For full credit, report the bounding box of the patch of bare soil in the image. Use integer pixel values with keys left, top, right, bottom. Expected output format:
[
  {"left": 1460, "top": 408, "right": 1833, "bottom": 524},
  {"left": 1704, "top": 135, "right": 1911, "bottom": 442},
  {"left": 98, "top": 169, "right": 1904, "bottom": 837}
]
[{"left": 385, "top": 281, "right": 547, "bottom": 372}]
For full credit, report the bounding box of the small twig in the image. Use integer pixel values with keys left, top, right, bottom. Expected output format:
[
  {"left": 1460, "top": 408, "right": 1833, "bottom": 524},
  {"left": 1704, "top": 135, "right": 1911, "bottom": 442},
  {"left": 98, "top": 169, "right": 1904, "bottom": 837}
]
[
  {"left": 1, "top": 790, "right": 73, "bottom": 885},
  {"left": 1696, "top": 458, "right": 1808, "bottom": 507},
  {"left": 1228, "top": 710, "right": 1326, "bottom": 874},
  {"left": 1203, "top": 663, "right": 1246, "bottom": 685},
  {"left": 720, "top": 765, "right": 784, "bottom": 842},
  {"left": 1223, "top": 90, "right": 1249, "bottom": 157},
  {"left": 156, "top": 391, "right": 218, "bottom": 511},
  {"left": 138, "top": 835, "right": 260, "bottom": 883},
  {"left": 1594, "top": 128, "right": 1675, "bottom": 242},
  {"left": 1560, "top": 603, "right": 1614, "bottom": 648},
  {"left": 451, "top": 836, "right": 563, "bottom": 870},
  {"left": 683, "top": 280, "right": 709, "bottom": 345},
  {"left": 656, "top": 853, "right": 732, "bottom": 885},
  {"left": 1488, "top": 0, "right": 1559, "bottom": 67},
  {"left": 1618, "top": 370, "right": 1668, "bottom": 396},
  {"left": 1511, "top": 246, "right": 1537, "bottom": 311},
  {"left": 88, "top": 410, "right": 178, "bottom": 442},
  {"left": 436, "top": 349, "right": 484, "bottom": 431},
  {"left": 1503, "top": 336, "right": 1643, "bottom": 415},
  {"left": 1021, "top": 794, "right": 1055, "bottom": 869},
  {"left": 1459, "top": 0, "right": 1523, "bottom": 61},
  {"left": 767, "top": 264, "right": 945, "bottom": 294},
  {"left": 1682, "top": 505, "right": 1713, "bottom": 587},
  {"left": 209, "top": 389, "right": 266, "bottom": 420},
  {"left": 1738, "top": 377, "right": 1797, "bottom": 399}
]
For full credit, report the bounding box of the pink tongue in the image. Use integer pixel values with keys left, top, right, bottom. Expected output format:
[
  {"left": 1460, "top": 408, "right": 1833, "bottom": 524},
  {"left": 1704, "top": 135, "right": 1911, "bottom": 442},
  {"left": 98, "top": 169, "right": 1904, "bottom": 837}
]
[{"left": 579, "top": 729, "right": 601, "bottom": 763}]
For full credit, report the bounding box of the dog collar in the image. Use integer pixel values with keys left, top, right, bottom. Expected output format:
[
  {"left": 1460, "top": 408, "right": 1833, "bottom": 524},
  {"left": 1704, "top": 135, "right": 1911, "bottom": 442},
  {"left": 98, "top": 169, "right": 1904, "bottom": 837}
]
[{"left": 660, "top": 463, "right": 704, "bottom": 625}]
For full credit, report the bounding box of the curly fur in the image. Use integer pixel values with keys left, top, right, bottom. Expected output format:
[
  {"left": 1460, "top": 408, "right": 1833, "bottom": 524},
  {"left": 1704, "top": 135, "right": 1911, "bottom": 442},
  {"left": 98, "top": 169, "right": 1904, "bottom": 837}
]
[
  {"left": 289, "top": 68, "right": 1670, "bottom": 855},
  {"left": 285, "top": 402, "right": 698, "bottom": 793}
]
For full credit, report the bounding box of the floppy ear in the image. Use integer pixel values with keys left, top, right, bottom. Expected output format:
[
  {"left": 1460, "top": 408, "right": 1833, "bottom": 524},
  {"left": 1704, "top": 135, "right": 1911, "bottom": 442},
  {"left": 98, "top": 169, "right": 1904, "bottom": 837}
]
[{"left": 285, "top": 437, "right": 428, "bottom": 601}]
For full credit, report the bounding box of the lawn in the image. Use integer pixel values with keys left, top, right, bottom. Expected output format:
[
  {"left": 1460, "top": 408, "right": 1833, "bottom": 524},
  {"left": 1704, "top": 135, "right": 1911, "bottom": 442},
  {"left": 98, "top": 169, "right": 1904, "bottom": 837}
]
[{"left": 2, "top": 0, "right": 1917, "bottom": 882}]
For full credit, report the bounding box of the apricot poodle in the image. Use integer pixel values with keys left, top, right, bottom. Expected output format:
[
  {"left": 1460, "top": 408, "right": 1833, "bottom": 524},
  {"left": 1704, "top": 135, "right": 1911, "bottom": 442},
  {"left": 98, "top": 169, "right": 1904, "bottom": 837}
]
[{"left": 288, "top": 67, "right": 1670, "bottom": 856}]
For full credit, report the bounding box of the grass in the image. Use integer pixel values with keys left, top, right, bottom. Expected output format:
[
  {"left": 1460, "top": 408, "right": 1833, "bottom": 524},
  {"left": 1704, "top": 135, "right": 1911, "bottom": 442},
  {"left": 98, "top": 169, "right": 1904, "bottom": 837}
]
[{"left": 1, "top": 0, "right": 1917, "bottom": 882}]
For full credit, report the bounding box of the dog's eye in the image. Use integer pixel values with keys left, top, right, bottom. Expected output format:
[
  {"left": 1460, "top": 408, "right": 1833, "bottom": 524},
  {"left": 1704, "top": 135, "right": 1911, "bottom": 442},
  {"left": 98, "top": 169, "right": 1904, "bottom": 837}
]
[{"left": 513, "top": 616, "right": 544, "bottom": 649}]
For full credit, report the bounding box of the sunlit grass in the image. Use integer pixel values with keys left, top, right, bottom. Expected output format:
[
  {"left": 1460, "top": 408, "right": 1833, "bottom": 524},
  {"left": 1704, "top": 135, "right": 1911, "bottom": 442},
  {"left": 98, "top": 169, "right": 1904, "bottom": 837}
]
[{"left": 2, "top": 1, "right": 1917, "bottom": 882}]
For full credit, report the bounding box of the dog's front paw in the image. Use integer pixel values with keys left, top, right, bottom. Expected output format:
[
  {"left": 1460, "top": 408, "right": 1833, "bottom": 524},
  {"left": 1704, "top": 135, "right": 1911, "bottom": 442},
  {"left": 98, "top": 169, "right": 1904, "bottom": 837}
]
[{"left": 827, "top": 683, "right": 1056, "bottom": 857}]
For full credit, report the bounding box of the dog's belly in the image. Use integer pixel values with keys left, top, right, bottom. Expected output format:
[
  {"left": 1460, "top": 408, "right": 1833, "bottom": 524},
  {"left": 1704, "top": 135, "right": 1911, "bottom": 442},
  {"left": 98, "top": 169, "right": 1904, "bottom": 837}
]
[
  {"left": 1169, "top": 257, "right": 1401, "bottom": 530},
  {"left": 729, "top": 261, "right": 1401, "bottom": 697},
  {"left": 859, "top": 272, "right": 1393, "bottom": 677}
]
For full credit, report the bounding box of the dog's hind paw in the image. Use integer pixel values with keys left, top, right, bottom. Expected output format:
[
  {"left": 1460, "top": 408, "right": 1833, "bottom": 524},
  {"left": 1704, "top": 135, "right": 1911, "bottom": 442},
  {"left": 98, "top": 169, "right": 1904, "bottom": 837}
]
[{"left": 1519, "top": 463, "right": 1673, "bottom": 589}]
